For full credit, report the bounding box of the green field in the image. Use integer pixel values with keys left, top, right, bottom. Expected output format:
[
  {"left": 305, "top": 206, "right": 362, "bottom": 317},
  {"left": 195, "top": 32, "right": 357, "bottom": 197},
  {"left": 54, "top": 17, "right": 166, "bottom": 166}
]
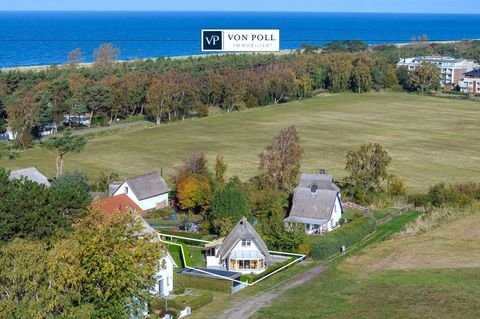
[
  {"left": 2, "top": 92, "right": 479, "bottom": 190},
  {"left": 253, "top": 212, "right": 480, "bottom": 319}
]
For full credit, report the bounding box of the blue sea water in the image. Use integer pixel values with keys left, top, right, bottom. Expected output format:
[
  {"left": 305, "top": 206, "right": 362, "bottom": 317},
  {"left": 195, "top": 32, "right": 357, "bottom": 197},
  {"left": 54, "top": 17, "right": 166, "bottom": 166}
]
[{"left": 0, "top": 11, "right": 480, "bottom": 68}]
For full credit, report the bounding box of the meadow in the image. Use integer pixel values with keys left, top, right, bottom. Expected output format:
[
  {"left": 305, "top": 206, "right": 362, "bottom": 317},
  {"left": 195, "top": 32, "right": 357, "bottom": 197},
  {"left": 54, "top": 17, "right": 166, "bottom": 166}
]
[
  {"left": 253, "top": 213, "right": 480, "bottom": 319},
  {"left": 1, "top": 92, "right": 479, "bottom": 191}
]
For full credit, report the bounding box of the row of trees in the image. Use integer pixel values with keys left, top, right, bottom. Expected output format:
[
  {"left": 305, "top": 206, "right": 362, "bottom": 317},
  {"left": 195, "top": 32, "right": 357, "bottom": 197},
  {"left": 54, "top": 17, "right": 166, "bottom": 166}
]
[{"left": 1, "top": 40, "right": 450, "bottom": 149}]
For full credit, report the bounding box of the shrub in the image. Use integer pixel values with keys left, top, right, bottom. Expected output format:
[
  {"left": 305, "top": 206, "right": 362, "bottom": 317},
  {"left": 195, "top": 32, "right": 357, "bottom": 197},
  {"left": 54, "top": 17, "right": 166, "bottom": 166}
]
[
  {"left": 174, "top": 273, "right": 231, "bottom": 293},
  {"left": 309, "top": 217, "right": 376, "bottom": 260},
  {"left": 169, "top": 291, "right": 213, "bottom": 311},
  {"left": 409, "top": 182, "right": 475, "bottom": 208},
  {"left": 145, "top": 207, "right": 176, "bottom": 219},
  {"left": 297, "top": 243, "right": 311, "bottom": 256}
]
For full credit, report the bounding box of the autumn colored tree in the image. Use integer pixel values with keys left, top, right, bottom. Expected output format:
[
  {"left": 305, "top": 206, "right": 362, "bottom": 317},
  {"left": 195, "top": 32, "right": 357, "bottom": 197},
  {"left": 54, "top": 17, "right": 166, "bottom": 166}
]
[
  {"left": 409, "top": 62, "right": 441, "bottom": 93},
  {"left": 42, "top": 129, "right": 87, "bottom": 177},
  {"left": 258, "top": 126, "right": 304, "bottom": 192},
  {"left": 222, "top": 68, "right": 247, "bottom": 112},
  {"left": 266, "top": 64, "right": 296, "bottom": 103},
  {"left": 146, "top": 76, "right": 173, "bottom": 125},
  {"left": 93, "top": 43, "right": 120, "bottom": 69},
  {"left": 384, "top": 64, "right": 400, "bottom": 89},
  {"left": 67, "top": 48, "right": 85, "bottom": 67},
  {"left": 351, "top": 57, "right": 372, "bottom": 93},
  {"left": 176, "top": 173, "right": 212, "bottom": 215},
  {"left": 328, "top": 53, "right": 354, "bottom": 92}
]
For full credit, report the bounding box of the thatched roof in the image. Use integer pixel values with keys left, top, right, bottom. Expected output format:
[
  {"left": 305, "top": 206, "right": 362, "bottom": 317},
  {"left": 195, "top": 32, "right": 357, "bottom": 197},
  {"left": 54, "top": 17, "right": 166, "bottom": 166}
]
[
  {"left": 288, "top": 173, "right": 340, "bottom": 222},
  {"left": 9, "top": 167, "right": 50, "bottom": 187},
  {"left": 124, "top": 172, "right": 169, "bottom": 200},
  {"left": 217, "top": 217, "right": 272, "bottom": 263}
]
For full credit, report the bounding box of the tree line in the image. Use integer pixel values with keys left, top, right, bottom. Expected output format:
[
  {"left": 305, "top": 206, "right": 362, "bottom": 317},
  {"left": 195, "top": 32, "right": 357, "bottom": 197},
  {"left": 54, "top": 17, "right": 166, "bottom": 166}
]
[{"left": 3, "top": 40, "right": 475, "bottom": 149}]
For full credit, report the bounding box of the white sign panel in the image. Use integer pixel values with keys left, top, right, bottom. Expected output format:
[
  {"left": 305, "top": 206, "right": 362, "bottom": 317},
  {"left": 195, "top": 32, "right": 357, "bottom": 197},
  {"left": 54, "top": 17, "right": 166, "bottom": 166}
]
[{"left": 202, "top": 29, "right": 280, "bottom": 52}]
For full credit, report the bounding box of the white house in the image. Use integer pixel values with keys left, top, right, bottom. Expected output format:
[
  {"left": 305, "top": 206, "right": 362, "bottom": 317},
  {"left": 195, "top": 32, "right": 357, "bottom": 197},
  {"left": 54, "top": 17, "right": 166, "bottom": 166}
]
[
  {"left": 138, "top": 218, "right": 177, "bottom": 297},
  {"left": 284, "top": 172, "right": 344, "bottom": 235},
  {"left": 205, "top": 217, "right": 272, "bottom": 275},
  {"left": 111, "top": 172, "right": 169, "bottom": 211}
]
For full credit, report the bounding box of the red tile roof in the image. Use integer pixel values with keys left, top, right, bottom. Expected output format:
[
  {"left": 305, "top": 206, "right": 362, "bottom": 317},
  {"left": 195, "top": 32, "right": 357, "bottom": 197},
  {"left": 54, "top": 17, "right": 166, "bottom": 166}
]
[{"left": 91, "top": 194, "right": 145, "bottom": 216}]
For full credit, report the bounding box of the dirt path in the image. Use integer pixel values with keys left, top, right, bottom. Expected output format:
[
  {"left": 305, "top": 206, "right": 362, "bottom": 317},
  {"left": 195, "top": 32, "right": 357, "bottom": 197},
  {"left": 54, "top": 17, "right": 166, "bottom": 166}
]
[{"left": 219, "top": 263, "right": 327, "bottom": 319}]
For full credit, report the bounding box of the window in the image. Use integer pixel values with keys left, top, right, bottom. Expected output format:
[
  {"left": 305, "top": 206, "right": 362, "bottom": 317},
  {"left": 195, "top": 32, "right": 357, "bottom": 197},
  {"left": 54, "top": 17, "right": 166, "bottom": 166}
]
[
  {"left": 241, "top": 240, "right": 251, "bottom": 247},
  {"left": 124, "top": 186, "right": 129, "bottom": 194}
]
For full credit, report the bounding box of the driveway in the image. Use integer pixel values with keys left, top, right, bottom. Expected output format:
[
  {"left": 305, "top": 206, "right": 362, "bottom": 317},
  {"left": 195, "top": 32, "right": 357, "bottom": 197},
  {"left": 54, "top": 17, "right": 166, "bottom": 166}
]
[{"left": 219, "top": 263, "right": 327, "bottom": 319}]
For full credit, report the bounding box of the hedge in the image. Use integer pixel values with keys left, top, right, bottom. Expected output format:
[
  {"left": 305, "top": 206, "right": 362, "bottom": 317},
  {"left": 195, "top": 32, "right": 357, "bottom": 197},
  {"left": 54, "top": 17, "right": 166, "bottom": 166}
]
[
  {"left": 309, "top": 217, "right": 376, "bottom": 260},
  {"left": 160, "top": 230, "right": 214, "bottom": 246},
  {"left": 168, "top": 291, "right": 214, "bottom": 311},
  {"left": 240, "top": 256, "right": 298, "bottom": 284},
  {"left": 167, "top": 242, "right": 192, "bottom": 268},
  {"left": 174, "top": 272, "right": 231, "bottom": 293}
]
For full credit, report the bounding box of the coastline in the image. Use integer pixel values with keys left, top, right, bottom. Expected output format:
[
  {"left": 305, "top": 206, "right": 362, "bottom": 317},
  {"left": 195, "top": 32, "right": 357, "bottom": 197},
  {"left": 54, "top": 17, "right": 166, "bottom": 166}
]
[{"left": 1, "top": 39, "right": 478, "bottom": 72}]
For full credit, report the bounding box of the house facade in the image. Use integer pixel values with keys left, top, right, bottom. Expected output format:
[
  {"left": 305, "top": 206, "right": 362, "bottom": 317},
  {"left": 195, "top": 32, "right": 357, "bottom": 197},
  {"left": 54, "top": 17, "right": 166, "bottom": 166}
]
[
  {"left": 397, "top": 56, "right": 478, "bottom": 88},
  {"left": 111, "top": 172, "right": 169, "bottom": 211},
  {"left": 154, "top": 253, "right": 177, "bottom": 297},
  {"left": 460, "top": 69, "right": 480, "bottom": 94},
  {"left": 284, "top": 172, "right": 343, "bottom": 235},
  {"left": 205, "top": 217, "right": 272, "bottom": 275}
]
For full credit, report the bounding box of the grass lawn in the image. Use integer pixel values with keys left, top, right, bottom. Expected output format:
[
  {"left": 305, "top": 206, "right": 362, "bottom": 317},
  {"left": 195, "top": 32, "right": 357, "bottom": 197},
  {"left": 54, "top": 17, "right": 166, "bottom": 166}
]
[
  {"left": 253, "top": 212, "right": 480, "bottom": 319},
  {"left": 2, "top": 92, "right": 480, "bottom": 191}
]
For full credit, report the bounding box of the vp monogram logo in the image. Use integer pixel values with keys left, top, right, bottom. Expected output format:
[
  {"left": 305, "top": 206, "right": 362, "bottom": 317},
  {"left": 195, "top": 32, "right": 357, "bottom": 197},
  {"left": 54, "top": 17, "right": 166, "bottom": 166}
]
[{"left": 202, "top": 31, "right": 223, "bottom": 50}]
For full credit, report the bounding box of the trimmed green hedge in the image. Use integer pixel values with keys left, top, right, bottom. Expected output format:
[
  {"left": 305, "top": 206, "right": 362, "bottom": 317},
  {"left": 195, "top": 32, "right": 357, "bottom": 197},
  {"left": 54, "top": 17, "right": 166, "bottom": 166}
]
[
  {"left": 168, "top": 291, "right": 214, "bottom": 311},
  {"left": 240, "top": 257, "right": 298, "bottom": 284},
  {"left": 174, "top": 272, "right": 231, "bottom": 293},
  {"left": 309, "top": 217, "right": 376, "bottom": 260},
  {"left": 167, "top": 242, "right": 192, "bottom": 268},
  {"left": 160, "top": 230, "right": 214, "bottom": 246}
]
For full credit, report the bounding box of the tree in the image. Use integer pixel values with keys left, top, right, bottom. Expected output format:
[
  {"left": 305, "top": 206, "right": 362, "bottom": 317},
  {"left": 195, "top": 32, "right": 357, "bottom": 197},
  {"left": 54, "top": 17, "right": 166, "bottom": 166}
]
[
  {"left": 385, "top": 64, "right": 400, "bottom": 89},
  {"left": 67, "top": 48, "right": 85, "bottom": 67},
  {"left": 42, "top": 129, "right": 87, "bottom": 177},
  {"left": 214, "top": 154, "right": 227, "bottom": 185},
  {"left": 93, "top": 169, "right": 119, "bottom": 192},
  {"left": 328, "top": 53, "right": 354, "bottom": 92},
  {"left": 0, "top": 238, "right": 93, "bottom": 318},
  {"left": 93, "top": 43, "right": 120, "bottom": 69},
  {"left": 146, "top": 77, "right": 173, "bottom": 125},
  {"left": 0, "top": 168, "right": 69, "bottom": 241},
  {"left": 50, "top": 170, "right": 91, "bottom": 217},
  {"left": 409, "top": 62, "right": 441, "bottom": 93},
  {"left": 6, "top": 89, "right": 38, "bottom": 149},
  {"left": 351, "top": 58, "right": 372, "bottom": 93},
  {"left": 74, "top": 209, "right": 162, "bottom": 318},
  {"left": 176, "top": 174, "right": 212, "bottom": 215},
  {"left": 209, "top": 182, "right": 249, "bottom": 235},
  {"left": 345, "top": 143, "right": 392, "bottom": 197},
  {"left": 258, "top": 126, "right": 304, "bottom": 192},
  {"left": 80, "top": 85, "right": 113, "bottom": 127}
]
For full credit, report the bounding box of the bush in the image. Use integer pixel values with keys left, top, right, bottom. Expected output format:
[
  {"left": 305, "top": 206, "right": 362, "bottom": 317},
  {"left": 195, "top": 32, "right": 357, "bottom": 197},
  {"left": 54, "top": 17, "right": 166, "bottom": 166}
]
[
  {"left": 174, "top": 273, "right": 231, "bottom": 293},
  {"left": 408, "top": 182, "right": 476, "bottom": 208},
  {"left": 145, "top": 207, "right": 176, "bottom": 219},
  {"left": 297, "top": 243, "right": 311, "bottom": 256},
  {"left": 309, "top": 217, "right": 376, "bottom": 260},
  {"left": 241, "top": 257, "right": 298, "bottom": 284},
  {"left": 169, "top": 291, "right": 214, "bottom": 311}
]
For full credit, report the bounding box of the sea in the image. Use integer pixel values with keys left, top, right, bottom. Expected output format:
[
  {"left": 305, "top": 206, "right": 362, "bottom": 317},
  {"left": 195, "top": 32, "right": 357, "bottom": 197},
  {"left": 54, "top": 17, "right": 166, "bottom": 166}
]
[{"left": 1, "top": 11, "right": 480, "bottom": 68}]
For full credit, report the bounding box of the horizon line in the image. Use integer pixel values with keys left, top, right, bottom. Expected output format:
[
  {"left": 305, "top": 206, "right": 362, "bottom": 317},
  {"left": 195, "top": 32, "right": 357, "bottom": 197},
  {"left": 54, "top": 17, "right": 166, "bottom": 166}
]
[{"left": 1, "top": 10, "right": 480, "bottom": 15}]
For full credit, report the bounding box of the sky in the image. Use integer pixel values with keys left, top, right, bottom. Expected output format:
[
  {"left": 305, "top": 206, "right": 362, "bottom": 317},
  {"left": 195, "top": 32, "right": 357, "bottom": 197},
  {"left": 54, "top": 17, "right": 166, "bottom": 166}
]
[{"left": 1, "top": 0, "right": 480, "bottom": 14}]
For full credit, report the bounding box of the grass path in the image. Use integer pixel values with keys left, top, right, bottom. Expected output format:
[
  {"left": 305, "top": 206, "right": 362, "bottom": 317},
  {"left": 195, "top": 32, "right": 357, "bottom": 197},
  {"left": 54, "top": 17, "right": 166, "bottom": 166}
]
[{"left": 2, "top": 93, "right": 480, "bottom": 191}]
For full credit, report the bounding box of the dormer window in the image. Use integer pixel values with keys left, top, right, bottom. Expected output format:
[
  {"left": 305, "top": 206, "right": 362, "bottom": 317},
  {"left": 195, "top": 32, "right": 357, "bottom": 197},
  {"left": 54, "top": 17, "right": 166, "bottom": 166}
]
[
  {"left": 311, "top": 184, "right": 318, "bottom": 193},
  {"left": 242, "top": 240, "right": 251, "bottom": 247},
  {"left": 125, "top": 186, "right": 129, "bottom": 194}
]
